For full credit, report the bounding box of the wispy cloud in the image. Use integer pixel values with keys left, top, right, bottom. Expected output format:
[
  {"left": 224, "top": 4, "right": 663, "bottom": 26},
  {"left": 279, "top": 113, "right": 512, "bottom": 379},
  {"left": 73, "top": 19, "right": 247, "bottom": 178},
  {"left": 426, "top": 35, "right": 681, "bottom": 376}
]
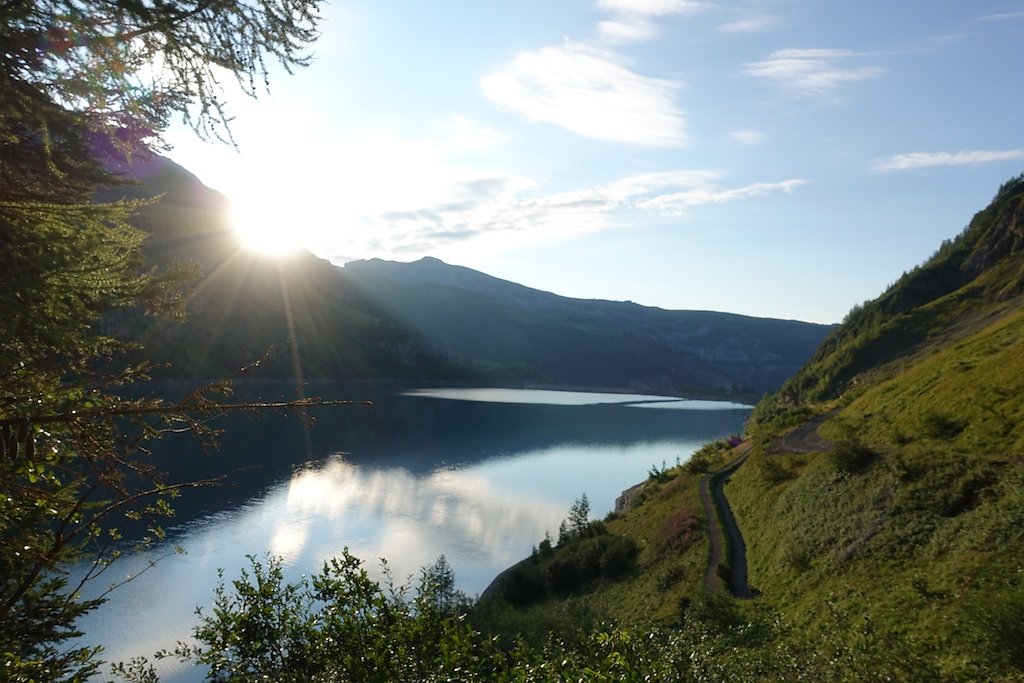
[
  {"left": 746, "top": 48, "right": 885, "bottom": 98},
  {"left": 638, "top": 179, "right": 807, "bottom": 213},
  {"left": 595, "top": 0, "right": 707, "bottom": 44},
  {"left": 446, "top": 116, "right": 506, "bottom": 151},
  {"left": 334, "top": 170, "right": 807, "bottom": 262},
  {"left": 480, "top": 40, "right": 686, "bottom": 146},
  {"left": 729, "top": 129, "right": 766, "bottom": 145},
  {"left": 717, "top": 12, "right": 780, "bottom": 33},
  {"left": 596, "top": 18, "right": 659, "bottom": 44},
  {"left": 596, "top": 0, "right": 707, "bottom": 16},
  {"left": 975, "top": 10, "right": 1024, "bottom": 21},
  {"left": 871, "top": 149, "right": 1024, "bottom": 172}
]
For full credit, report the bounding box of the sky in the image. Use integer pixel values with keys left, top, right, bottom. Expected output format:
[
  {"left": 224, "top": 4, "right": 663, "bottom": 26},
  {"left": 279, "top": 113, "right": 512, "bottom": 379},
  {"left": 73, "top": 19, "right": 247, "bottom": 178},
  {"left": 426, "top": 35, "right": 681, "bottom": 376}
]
[{"left": 165, "top": 0, "right": 1024, "bottom": 324}]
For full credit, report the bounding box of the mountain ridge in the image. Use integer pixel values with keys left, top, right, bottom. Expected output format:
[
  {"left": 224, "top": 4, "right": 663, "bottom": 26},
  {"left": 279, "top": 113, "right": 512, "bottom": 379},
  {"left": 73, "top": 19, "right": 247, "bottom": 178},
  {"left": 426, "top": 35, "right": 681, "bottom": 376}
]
[
  {"left": 339, "top": 256, "right": 831, "bottom": 396},
  {"left": 108, "top": 154, "right": 832, "bottom": 397}
]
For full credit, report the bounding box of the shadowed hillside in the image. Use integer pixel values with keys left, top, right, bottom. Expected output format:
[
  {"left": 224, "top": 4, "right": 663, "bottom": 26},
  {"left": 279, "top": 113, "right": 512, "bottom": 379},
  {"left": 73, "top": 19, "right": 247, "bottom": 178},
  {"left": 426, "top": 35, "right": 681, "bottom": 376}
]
[
  {"left": 104, "top": 155, "right": 830, "bottom": 396},
  {"left": 102, "top": 155, "right": 467, "bottom": 381},
  {"left": 340, "top": 256, "right": 831, "bottom": 397}
]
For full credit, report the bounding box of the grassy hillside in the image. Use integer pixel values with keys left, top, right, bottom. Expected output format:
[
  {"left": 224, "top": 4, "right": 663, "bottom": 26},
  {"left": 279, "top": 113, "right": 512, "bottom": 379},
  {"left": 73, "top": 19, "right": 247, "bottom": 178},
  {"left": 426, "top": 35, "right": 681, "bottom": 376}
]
[{"left": 477, "top": 176, "right": 1024, "bottom": 681}]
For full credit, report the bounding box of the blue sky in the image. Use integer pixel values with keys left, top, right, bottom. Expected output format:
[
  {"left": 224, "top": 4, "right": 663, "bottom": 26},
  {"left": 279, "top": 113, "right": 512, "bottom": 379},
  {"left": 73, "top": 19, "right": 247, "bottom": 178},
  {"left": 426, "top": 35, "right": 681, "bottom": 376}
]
[{"left": 166, "top": 0, "right": 1024, "bottom": 324}]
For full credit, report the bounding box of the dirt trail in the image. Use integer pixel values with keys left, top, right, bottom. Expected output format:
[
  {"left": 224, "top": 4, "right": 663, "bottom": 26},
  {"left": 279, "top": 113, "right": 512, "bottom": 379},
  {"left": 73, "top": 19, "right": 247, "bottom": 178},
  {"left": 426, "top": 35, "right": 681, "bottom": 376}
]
[
  {"left": 700, "top": 443, "right": 755, "bottom": 599},
  {"left": 768, "top": 412, "right": 834, "bottom": 454}
]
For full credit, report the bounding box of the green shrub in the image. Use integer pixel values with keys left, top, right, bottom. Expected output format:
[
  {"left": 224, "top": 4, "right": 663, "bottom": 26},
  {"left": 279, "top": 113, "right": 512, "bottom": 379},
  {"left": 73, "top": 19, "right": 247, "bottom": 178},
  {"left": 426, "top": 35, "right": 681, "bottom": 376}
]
[
  {"left": 830, "top": 438, "right": 877, "bottom": 474},
  {"left": 652, "top": 506, "right": 700, "bottom": 552},
  {"left": 657, "top": 566, "right": 684, "bottom": 592},
  {"left": 759, "top": 456, "right": 796, "bottom": 483},
  {"left": 686, "top": 440, "right": 730, "bottom": 474},
  {"left": 920, "top": 411, "right": 967, "bottom": 440},
  {"left": 783, "top": 544, "right": 811, "bottom": 573}
]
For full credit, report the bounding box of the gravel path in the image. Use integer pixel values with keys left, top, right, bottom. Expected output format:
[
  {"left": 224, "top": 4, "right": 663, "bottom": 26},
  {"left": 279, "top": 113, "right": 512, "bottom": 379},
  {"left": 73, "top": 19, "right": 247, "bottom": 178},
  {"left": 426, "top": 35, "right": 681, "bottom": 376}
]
[
  {"left": 768, "top": 412, "right": 834, "bottom": 454},
  {"left": 701, "top": 442, "right": 755, "bottom": 598}
]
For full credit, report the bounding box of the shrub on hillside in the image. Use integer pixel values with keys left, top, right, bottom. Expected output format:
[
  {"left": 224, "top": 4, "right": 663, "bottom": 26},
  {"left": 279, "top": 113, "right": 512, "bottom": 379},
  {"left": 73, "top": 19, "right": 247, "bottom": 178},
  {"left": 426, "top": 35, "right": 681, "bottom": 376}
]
[
  {"left": 686, "top": 440, "right": 730, "bottom": 474},
  {"left": 759, "top": 456, "right": 796, "bottom": 483},
  {"left": 652, "top": 507, "right": 700, "bottom": 552},
  {"left": 546, "top": 535, "right": 639, "bottom": 594},
  {"left": 920, "top": 411, "right": 967, "bottom": 440},
  {"left": 830, "top": 438, "right": 877, "bottom": 474}
]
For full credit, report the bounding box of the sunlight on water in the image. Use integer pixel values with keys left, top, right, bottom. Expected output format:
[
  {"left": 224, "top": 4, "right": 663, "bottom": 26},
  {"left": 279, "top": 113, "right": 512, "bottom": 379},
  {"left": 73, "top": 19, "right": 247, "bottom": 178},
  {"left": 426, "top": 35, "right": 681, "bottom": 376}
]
[
  {"left": 74, "top": 388, "right": 750, "bottom": 681},
  {"left": 402, "top": 387, "right": 685, "bottom": 405},
  {"left": 629, "top": 399, "right": 753, "bottom": 410},
  {"left": 77, "top": 456, "right": 567, "bottom": 679}
]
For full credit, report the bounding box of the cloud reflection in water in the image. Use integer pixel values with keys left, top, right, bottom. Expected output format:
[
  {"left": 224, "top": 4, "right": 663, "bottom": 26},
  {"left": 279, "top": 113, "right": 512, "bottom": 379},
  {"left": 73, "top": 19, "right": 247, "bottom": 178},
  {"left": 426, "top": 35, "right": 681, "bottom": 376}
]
[{"left": 274, "top": 455, "right": 565, "bottom": 579}]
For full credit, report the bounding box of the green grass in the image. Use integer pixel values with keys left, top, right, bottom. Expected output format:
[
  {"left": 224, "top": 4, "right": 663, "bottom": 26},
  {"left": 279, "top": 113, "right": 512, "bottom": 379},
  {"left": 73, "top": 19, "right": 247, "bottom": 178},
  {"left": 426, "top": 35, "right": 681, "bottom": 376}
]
[
  {"left": 474, "top": 178, "right": 1024, "bottom": 681},
  {"left": 721, "top": 303, "right": 1024, "bottom": 680}
]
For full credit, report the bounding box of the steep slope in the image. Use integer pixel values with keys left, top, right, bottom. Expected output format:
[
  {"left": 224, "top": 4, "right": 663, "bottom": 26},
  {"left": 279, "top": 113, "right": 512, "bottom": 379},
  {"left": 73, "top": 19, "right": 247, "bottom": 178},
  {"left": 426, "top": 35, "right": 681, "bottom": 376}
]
[
  {"left": 478, "top": 175, "right": 1024, "bottom": 681},
  {"left": 758, "top": 174, "right": 1024, "bottom": 415},
  {"left": 340, "top": 257, "right": 831, "bottom": 397},
  {"left": 724, "top": 176, "right": 1024, "bottom": 678}
]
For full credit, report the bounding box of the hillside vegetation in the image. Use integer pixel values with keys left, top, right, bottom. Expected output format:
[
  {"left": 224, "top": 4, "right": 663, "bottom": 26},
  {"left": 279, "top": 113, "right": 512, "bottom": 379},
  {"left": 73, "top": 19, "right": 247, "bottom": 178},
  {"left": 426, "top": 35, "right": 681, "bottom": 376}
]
[{"left": 475, "top": 175, "right": 1024, "bottom": 681}]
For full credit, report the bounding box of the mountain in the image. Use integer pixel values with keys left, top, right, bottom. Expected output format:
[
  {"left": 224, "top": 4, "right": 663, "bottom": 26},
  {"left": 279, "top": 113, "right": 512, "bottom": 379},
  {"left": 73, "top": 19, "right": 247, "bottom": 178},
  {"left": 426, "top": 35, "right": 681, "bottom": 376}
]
[
  {"left": 102, "top": 154, "right": 462, "bottom": 382},
  {"left": 759, "top": 173, "right": 1024, "bottom": 414},
  {"left": 106, "top": 154, "right": 831, "bottom": 396},
  {"left": 339, "top": 257, "right": 831, "bottom": 397},
  {"left": 477, "top": 174, "right": 1024, "bottom": 680}
]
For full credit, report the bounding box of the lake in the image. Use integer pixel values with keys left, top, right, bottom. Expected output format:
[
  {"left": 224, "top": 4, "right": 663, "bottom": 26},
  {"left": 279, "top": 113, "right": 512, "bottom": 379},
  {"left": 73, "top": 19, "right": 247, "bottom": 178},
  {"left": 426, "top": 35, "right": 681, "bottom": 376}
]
[{"left": 75, "top": 385, "right": 751, "bottom": 680}]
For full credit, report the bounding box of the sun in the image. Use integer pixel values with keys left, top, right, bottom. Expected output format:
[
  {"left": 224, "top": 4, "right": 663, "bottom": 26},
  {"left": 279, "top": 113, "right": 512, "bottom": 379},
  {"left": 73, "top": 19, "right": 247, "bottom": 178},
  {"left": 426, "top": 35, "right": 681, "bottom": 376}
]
[{"left": 231, "top": 200, "right": 308, "bottom": 257}]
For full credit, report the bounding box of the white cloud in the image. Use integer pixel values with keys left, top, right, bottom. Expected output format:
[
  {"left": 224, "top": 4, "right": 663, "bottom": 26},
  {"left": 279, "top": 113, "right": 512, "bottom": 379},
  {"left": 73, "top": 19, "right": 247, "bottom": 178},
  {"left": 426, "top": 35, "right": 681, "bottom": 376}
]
[
  {"left": 446, "top": 116, "right": 506, "bottom": 151},
  {"left": 332, "top": 169, "right": 807, "bottom": 262},
  {"left": 746, "top": 48, "right": 885, "bottom": 98},
  {"left": 638, "top": 179, "right": 807, "bottom": 213},
  {"left": 597, "top": 18, "right": 658, "bottom": 43},
  {"left": 597, "top": 0, "right": 706, "bottom": 16},
  {"left": 975, "top": 11, "right": 1024, "bottom": 22},
  {"left": 480, "top": 41, "right": 685, "bottom": 146},
  {"left": 594, "top": 0, "right": 707, "bottom": 44},
  {"left": 871, "top": 149, "right": 1024, "bottom": 173},
  {"left": 717, "top": 13, "right": 780, "bottom": 33},
  {"left": 729, "top": 129, "right": 766, "bottom": 145}
]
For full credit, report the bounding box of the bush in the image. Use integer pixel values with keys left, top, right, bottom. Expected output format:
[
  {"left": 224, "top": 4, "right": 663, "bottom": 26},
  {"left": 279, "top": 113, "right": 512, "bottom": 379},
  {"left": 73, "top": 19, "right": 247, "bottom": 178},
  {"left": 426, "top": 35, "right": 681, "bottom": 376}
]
[
  {"left": 596, "top": 535, "right": 639, "bottom": 577},
  {"left": 657, "top": 566, "right": 684, "bottom": 592},
  {"left": 759, "top": 456, "right": 796, "bottom": 483},
  {"left": 830, "top": 438, "right": 877, "bottom": 474},
  {"left": 686, "top": 440, "right": 730, "bottom": 474},
  {"left": 783, "top": 544, "right": 811, "bottom": 573},
  {"left": 648, "top": 460, "right": 673, "bottom": 483},
  {"left": 920, "top": 411, "right": 967, "bottom": 440},
  {"left": 124, "top": 552, "right": 484, "bottom": 682},
  {"left": 652, "top": 507, "right": 700, "bottom": 552},
  {"left": 503, "top": 562, "right": 547, "bottom": 605}
]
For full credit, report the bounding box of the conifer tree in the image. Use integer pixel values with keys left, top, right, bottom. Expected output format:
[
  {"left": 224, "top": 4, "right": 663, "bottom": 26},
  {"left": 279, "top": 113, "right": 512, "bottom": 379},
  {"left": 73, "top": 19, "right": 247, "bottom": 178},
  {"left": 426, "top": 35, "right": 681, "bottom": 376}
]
[{"left": 0, "top": 0, "right": 322, "bottom": 677}]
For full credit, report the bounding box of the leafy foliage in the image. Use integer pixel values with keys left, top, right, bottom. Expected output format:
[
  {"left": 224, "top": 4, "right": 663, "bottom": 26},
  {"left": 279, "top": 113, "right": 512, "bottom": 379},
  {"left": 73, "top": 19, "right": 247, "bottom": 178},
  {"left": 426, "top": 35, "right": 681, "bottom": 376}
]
[
  {"left": 119, "top": 550, "right": 944, "bottom": 682},
  {"left": 124, "top": 552, "right": 480, "bottom": 683},
  {"left": 1, "top": 0, "right": 324, "bottom": 677},
  {"left": 1, "top": 0, "right": 319, "bottom": 146}
]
